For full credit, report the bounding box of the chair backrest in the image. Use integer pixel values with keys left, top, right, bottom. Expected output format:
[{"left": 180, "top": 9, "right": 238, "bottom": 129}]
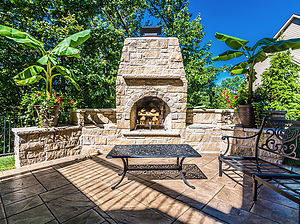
[{"left": 257, "top": 119, "right": 300, "bottom": 161}]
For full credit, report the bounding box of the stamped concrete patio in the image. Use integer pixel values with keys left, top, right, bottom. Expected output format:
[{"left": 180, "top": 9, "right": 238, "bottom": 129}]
[{"left": 0, "top": 153, "right": 298, "bottom": 224}]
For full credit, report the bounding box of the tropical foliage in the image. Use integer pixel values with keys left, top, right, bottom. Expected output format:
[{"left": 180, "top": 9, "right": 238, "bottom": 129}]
[
  {"left": 212, "top": 32, "right": 300, "bottom": 103},
  {"left": 0, "top": 25, "right": 90, "bottom": 96}
]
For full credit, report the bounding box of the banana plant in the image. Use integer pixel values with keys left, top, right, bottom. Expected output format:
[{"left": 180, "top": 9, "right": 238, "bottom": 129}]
[
  {"left": 0, "top": 25, "right": 91, "bottom": 97},
  {"left": 212, "top": 32, "right": 300, "bottom": 103}
]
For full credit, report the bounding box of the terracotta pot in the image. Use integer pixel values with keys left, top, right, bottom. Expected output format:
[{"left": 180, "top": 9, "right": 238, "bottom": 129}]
[
  {"left": 238, "top": 104, "right": 256, "bottom": 128},
  {"left": 36, "top": 105, "right": 61, "bottom": 127}
]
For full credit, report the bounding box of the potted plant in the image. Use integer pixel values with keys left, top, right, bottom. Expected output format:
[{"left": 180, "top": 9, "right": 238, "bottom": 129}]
[
  {"left": 20, "top": 91, "right": 78, "bottom": 127},
  {"left": 0, "top": 25, "right": 90, "bottom": 127},
  {"left": 212, "top": 32, "right": 300, "bottom": 127}
]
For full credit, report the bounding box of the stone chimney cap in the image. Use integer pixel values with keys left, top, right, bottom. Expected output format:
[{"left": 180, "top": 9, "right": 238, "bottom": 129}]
[{"left": 140, "top": 27, "right": 162, "bottom": 37}]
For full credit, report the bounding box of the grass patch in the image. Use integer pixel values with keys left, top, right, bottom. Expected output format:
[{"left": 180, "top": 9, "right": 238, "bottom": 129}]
[{"left": 0, "top": 155, "right": 15, "bottom": 171}]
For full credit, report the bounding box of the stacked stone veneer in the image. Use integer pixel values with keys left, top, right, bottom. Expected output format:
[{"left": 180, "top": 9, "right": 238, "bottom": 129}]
[
  {"left": 116, "top": 37, "right": 187, "bottom": 135},
  {"left": 12, "top": 126, "right": 81, "bottom": 168}
]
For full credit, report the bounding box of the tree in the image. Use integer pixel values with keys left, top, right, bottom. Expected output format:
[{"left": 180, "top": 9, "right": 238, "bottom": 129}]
[
  {"left": 147, "top": 0, "right": 223, "bottom": 108},
  {"left": 0, "top": 0, "right": 143, "bottom": 111},
  {"left": 218, "top": 76, "right": 245, "bottom": 93},
  {"left": 260, "top": 51, "right": 300, "bottom": 120},
  {"left": 0, "top": 0, "right": 220, "bottom": 113}
]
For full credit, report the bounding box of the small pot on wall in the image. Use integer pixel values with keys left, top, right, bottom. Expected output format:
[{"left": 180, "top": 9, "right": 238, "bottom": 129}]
[{"left": 238, "top": 104, "right": 256, "bottom": 128}]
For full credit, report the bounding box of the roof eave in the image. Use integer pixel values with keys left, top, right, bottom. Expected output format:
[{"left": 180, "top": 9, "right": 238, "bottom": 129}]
[{"left": 273, "top": 14, "right": 300, "bottom": 39}]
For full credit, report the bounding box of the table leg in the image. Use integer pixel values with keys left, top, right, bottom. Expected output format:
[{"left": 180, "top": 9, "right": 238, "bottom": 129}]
[
  {"left": 111, "top": 158, "right": 128, "bottom": 190},
  {"left": 179, "top": 157, "right": 195, "bottom": 189}
]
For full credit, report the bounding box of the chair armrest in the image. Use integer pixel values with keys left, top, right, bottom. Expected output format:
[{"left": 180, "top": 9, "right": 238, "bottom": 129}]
[
  {"left": 221, "top": 134, "right": 261, "bottom": 157},
  {"left": 221, "top": 115, "right": 269, "bottom": 157}
]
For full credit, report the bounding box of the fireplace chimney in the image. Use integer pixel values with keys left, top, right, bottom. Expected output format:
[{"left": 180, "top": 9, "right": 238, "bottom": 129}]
[{"left": 140, "top": 27, "right": 162, "bottom": 37}]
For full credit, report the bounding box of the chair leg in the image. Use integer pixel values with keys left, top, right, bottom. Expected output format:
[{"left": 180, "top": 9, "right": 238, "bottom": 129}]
[
  {"left": 253, "top": 177, "right": 258, "bottom": 201},
  {"left": 219, "top": 159, "right": 222, "bottom": 177},
  {"left": 298, "top": 204, "right": 300, "bottom": 224}
]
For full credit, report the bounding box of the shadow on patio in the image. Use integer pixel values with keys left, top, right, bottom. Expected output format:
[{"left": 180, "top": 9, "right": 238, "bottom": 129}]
[{"left": 0, "top": 153, "right": 298, "bottom": 223}]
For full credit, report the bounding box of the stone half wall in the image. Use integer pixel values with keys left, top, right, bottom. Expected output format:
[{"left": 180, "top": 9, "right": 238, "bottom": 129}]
[
  {"left": 12, "top": 126, "right": 81, "bottom": 168},
  {"left": 12, "top": 109, "right": 286, "bottom": 167}
]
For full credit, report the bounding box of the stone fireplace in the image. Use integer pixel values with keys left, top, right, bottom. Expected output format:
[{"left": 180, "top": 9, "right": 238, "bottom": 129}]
[{"left": 116, "top": 36, "right": 187, "bottom": 137}]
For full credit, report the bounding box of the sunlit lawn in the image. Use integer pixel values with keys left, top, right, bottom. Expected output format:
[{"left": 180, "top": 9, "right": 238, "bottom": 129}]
[{"left": 0, "top": 155, "right": 15, "bottom": 171}]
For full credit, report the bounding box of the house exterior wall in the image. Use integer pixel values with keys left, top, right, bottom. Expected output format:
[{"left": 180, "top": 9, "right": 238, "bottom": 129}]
[{"left": 254, "top": 15, "right": 300, "bottom": 89}]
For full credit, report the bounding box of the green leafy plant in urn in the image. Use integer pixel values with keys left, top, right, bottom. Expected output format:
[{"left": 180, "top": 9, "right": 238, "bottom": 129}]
[
  {"left": 212, "top": 32, "right": 300, "bottom": 127},
  {"left": 0, "top": 25, "right": 90, "bottom": 127}
]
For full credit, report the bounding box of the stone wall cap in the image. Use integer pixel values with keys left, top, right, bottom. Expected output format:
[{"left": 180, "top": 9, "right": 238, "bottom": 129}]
[
  {"left": 187, "top": 108, "right": 235, "bottom": 113},
  {"left": 123, "top": 74, "right": 182, "bottom": 79},
  {"left": 12, "top": 125, "right": 81, "bottom": 135},
  {"left": 187, "top": 124, "right": 218, "bottom": 130},
  {"left": 231, "top": 126, "right": 260, "bottom": 132},
  {"left": 123, "top": 130, "right": 180, "bottom": 137},
  {"left": 73, "top": 108, "right": 116, "bottom": 112},
  {"left": 220, "top": 125, "right": 236, "bottom": 130},
  {"left": 83, "top": 124, "right": 117, "bottom": 129}
]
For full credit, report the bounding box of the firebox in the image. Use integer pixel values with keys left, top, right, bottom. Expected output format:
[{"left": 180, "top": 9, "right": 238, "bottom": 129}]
[{"left": 130, "top": 96, "right": 171, "bottom": 131}]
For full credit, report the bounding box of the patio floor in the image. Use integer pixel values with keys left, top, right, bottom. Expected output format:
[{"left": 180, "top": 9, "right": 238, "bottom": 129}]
[{"left": 0, "top": 153, "right": 298, "bottom": 224}]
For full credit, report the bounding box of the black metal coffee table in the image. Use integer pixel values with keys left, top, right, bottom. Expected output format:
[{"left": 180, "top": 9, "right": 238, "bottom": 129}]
[{"left": 106, "top": 144, "right": 201, "bottom": 190}]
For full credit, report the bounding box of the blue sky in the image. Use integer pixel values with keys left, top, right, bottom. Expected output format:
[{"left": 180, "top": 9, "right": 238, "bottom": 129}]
[{"left": 188, "top": 0, "right": 300, "bottom": 85}]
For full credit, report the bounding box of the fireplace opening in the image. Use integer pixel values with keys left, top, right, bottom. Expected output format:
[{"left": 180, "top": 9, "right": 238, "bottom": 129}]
[{"left": 130, "top": 97, "right": 171, "bottom": 131}]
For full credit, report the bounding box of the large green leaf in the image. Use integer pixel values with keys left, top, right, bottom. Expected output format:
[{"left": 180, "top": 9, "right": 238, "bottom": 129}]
[
  {"left": 38, "top": 56, "right": 48, "bottom": 65},
  {"left": 249, "top": 50, "right": 267, "bottom": 63},
  {"left": 252, "top": 37, "right": 276, "bottom": 52},
  {"left": 0, "top": 25, "right": 43, "bottom": 48},
  {"left": 13, "top": 65, "right": 44, "bottom": 85},
  {"left": 263, "top": 38, "right": 300, "bottom": 53},
  {"left": 215, "top": 32, "right": 249, "bottom": 50},
  {"left": 52, "top": 46, "right": 80, "bottom": 57},
  {"left": 38, "top": 55, "right": 57, "bottom": 65},
  {"left": 54, "top": 29, "right": 90, "bottom": 49},
  {"left": 48, "top": 56, "right": 57, "bottom": 65},
  {"left": 230, "top": 61, "right": 249, "bottom": 75},
  {"left": 212, "top": 50, "right": 244, "bottom": 61},
  {"left": 56, "top": 66, "right": 81, "bottom": 90}
]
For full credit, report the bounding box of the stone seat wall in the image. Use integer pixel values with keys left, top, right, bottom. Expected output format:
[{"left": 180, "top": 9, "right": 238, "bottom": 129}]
[{"left": 12, "top": 109, "right": 286, "bottom": 167}]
